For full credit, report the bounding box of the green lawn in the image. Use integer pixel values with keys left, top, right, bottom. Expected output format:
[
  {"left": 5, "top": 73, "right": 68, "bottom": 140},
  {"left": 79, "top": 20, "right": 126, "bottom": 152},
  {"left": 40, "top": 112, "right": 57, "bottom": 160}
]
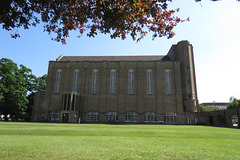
[{"left": 0, "top": 122, "right": 239, "bottom": 160}]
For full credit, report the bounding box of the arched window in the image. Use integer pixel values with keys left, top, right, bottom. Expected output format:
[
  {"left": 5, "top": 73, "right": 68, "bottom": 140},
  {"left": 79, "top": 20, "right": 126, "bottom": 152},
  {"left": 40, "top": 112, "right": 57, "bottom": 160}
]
[
  {"left": 92, "top": 69, "right": 98, "bottom": 94},
  {"left": 164, "top": 113, "right": 177, "bottom": 123},
  {"left": 55, "top": 69, "right": 62, "bottom": 93},
  {"left": 146, "top": 69, "right": 153, "bottom": 94},
  {"left": 86, "top": 112, "right": 99, "bottom": 122},
  {"left": 73, "top": 70, "right": 79, "bottom": 92},
  {"left": 124, "top": 112, "right": 138, "bottom": 122},
  {"left": 128, "top": 69, "right": 134, "bottom": 94},
  {"left": 110, "top": 69, "right": 116, "bottom": 94},
  {"left": 144, "top": 112, "right": 157, "bottom": 123},
  {"left": 105, "top": 112, "right": 118, "bottom": 122}
]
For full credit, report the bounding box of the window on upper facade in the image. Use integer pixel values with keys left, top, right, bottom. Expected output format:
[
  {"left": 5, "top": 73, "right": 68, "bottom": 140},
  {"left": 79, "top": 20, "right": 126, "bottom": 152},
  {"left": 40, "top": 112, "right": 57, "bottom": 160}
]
[
  {"left": 110, "top": 69, "right": 116, "bottom": 94},
  {"left": 144, "top": 112, "right": 158, "bottom": 123},
  {"left": 55, "top": 69, "right": 62, "bottom": 93},
  {"left": 165, "top": 69, "right": 172, "bottom": 94},
  {"left": 86, "top": 112, "right": 99, "bottom": 122},
  {"left": 164, "top": 113, "right": 177, "bottom": 123},
  {"left": 105, "top": 112, "right": 118, "bottom": 122},
  {"left": 146, "top": 69, "right": 153, "bottom": 94},
  {"left": 73, "top": 70, "right": 79, "bottom": 92},
  {"left": 124, "top": 112, "right": 138, "bottom": 122},
  {"left": 92, "top": 69, "right": 98, "bottom": 94},
  {"left": 128, "top": 69, "right": 134, "bottom": 94}
]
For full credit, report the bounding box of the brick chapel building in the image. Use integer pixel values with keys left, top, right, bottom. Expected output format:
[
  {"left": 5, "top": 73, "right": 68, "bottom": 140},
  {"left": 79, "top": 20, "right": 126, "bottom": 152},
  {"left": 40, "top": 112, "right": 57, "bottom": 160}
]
[{"left": 32, "top": 40, "right": 199, "bottom": 124}]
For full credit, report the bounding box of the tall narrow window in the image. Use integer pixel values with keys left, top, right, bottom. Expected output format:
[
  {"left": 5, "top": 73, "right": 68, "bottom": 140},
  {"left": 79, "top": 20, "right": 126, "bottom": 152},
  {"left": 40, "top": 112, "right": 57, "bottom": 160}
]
[
  {"left": 128, "top": 69, "right": 134, "bottom": 94},
  {"left": 71, "top": 94, "right": 75, "bottom": 111},
  {"left": 146, "top": 69, "right": 153, "bottom": 94},
  {"left": 73, "top": 70, "right": 79, "bottom": 92},
  {"left": 67, "top": 94, "right": 71, "bottom": 110},
  {"left": 62, "top": 93, "right": 77, "bottom": 111},
  {"left": 110, "top": 69, "right": 116, "bottom": 94},
  {"left": 55, "top": 69, "right": 62, "bottom": 93},
  {"left": 165, "top": 69, "right": 172, "bottom": 94},
  {"left": 63, "top": 94, "right": 67, "bottom": 110},
  {"left": 92, "top": 69, "right": 98, "bottom": 94}
]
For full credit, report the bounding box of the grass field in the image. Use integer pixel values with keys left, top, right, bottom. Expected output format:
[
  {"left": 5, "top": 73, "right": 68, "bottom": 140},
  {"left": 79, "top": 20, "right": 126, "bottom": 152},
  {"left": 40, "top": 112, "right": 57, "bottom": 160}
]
[{"left": 0, "top": 122, "right": 240, "bottom": 160}]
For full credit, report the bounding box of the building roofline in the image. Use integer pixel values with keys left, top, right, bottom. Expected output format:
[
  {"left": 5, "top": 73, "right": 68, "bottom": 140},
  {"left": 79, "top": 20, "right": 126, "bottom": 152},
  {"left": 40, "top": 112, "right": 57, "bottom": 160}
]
[{"left": 55, "top": 55, "right": 171, "bottom": 62}]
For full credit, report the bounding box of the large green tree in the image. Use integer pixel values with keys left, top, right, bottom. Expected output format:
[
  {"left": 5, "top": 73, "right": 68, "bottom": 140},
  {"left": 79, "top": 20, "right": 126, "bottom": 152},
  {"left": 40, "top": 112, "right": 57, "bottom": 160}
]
[
  {"left": 0, "top": 58, "right": 28, "bottom": 120},
  {"left": 0, "top": 58, "right": 47, "bottom": 121}
]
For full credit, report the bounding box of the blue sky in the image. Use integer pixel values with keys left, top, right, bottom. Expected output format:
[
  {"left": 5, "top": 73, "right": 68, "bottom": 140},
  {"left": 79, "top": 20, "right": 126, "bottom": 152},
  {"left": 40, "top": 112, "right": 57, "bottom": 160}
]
[{"left": 1, "top": 0, "right": 240, "bottom": 103}]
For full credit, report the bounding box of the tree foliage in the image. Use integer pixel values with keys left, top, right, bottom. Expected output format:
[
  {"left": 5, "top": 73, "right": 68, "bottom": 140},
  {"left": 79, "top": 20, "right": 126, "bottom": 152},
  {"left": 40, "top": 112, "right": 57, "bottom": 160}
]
[
  {"left": 227, "top": 98, "right": 240, "bottom": 110},
  {"left": 0, "top": 58, "right": 28, "bottom": 120},
  {"left": 37, "top": 74, "right": 47, "bottom": 92},
  {"left": 198, "top": 105, "right": 208, "bottom": 112},
  {"left": 1, "top": 0, "right": 239, "bottom": 44},
  {"left": 198, "top": 104, "right": 220, "bottom": 112},
  {"left": 24, "top": 74, "right": 47, "bottom": 121},
  {"left": 0, "top": 0, "right": 189, "bottom": 44},
  {"left": 0, "top": 58, "right": 47, "bottom": 121}
]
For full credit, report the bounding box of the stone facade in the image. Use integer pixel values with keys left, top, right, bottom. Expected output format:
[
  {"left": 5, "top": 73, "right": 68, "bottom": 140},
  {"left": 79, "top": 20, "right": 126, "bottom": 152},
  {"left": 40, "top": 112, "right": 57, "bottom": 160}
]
[{"left": 32, "top": 40, "right": 199, "bottom": 124}]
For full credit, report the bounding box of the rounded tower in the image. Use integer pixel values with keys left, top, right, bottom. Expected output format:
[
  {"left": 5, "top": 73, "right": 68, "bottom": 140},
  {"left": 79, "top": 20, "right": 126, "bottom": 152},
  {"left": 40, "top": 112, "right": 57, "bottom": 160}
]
[{"left": 168, "top": 41, "right": 198, "bottom": 112}]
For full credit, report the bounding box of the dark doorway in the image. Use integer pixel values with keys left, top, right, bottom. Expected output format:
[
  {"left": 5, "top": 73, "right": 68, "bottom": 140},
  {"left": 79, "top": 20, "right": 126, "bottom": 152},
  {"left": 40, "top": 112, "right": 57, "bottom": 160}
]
[
  {"left": 62, "top": 113, "right": 69, "bottom": 123},
  {"left": 209, "top": 115, "right": 214, "bottom": 126}
]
